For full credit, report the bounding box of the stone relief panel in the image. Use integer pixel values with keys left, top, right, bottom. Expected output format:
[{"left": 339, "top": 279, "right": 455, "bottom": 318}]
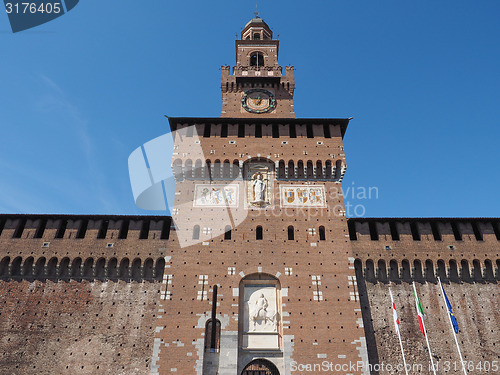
[
  {"left": 279, "top": 185, "right": 326, "bottom": 208},
  {"left": 193, "top": 184, "right": 239, "bottom": 207},
  {"left": 242, "top": 285, "right": 280, "bottom": 350}
]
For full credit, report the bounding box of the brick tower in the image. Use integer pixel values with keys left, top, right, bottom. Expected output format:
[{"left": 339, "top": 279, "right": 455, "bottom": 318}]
[
  {"left": 151, "top": 16, "right": 369, "bottom": 375},
  {"left": 221, "top": 16, "right": 295, "bottom": 118}
]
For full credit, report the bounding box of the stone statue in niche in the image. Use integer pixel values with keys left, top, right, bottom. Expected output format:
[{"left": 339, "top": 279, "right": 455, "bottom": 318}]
[
  {"left": 252, "top": 173, "right": 266, "bottom": 203},
  {"left": 249, "top": 293, "right": 278, "bottom": 331},
  {"left": 247, "top": 165, "right": 271, "bottom": 208}
]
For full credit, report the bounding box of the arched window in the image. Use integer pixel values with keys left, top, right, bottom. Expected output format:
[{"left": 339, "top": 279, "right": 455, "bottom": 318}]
[
  {"left": 23, "top": 257, "right": 34, "bottom": 278},
  {"left": 59, "top": 257, "right": 70, "bottom": 279},
  {"left": 425, "top": 259, "right": 435, "bottom": 282},
  {"left": 95, "top": 258, "right": 106, "bottom": 280},
  {"left": 377, "top": 260, "right": 387, "bottom": 283},
  {"left": 131, "top": 258, "right": 142, "bottom": 281},
  {"left": 253, "top": 33, "right": 261, "bottom": 40},
  {"left": 365, "top": 259, "right": 376, "bottom": 283},
  {"left": 223, "top": 160, "right": 231, "bottom": 179},
  {"left": 185, "top": 159, "right": 193, "bottom": 179},
  {"left": 224, "top": 226, "right": 232, "bottom": 240},
  {"left": 297, "top": 160, "right": 304, "bottom": 179},
  {"left": 325, "top": 160, "right": 332, "bottom": 179},
  {"left": 460, "top": 259, "right": 471, "bottom": 282},
  {"left": 437, "top": 259, "right": 447, "bottom": 280},
  {"left": 193, "top": 225, "right": 200, "bottom": 240},
  {"left": 143, "top": 258, "right": 154, "bottom": 280},
  {"left": 484, "top": 259, "right": 494, "bottom": 281},
  {"left": 334, "top": 160, "right": 342, "bottom": 180},
  {"left": 119, "top": 258, "right": 130, "bottom": 279},
  {"left": 47, "top": 257, "right": 58, "bottom": 279},
  {"left": 449, "top": 259, "right": 459, "bottom": 282},
  {"left": 472, "top": 259, "right": 483, "bottom": 282},
  {"left": 306, "top": 160, "right": 314, "bottom": 179},
  {"left": 0, "top": 257, "right": 10, "bottom": 278},
  {"left": 256, "top": 226, "right": 263, "bottom": 240},
  {"left": 194, "top": 159, "right": 203, "bottom": 178},
  {"left": 278, "top": 160, "right": 285, "bottom": 179},
  {"left": 316, "top": 161, "right": 323, "bottom": 179},
  {"left": 413, "top": 259, "right": 423, "bottom": 281},
  {"left": 204, "top": 319, "right": 221, "bottom": 352},
  {"left": 11, "top": 257, "right": 22, "bottom": 278},
  {"left": 34, "top": 257, "right": 46, "bottom": 278},
  {"left": 288, "top": 160, "right": 294, "bottom": 178},
  {"left": 155, "top": 258, "right": 165, "bottom": 281},
  {"left": 389, "top": 260, "right": 399, "bottom": 281},
  {"left": 107, "top": 258, "right": 118, "bottom": 280},
  {"left": 401, "top": 259, "right": 411, "bottom": 282},
  {"left": 250, "top": 52, "right": 264, "bottom": 67},
  {"left": 288, "top": 226, "right": 294, "bottom": 240},
  {"left": 82, "top": 258, "right": 94, "bottom": 279},
  {"left": 232, "top": 160, "right": 240, "bottom": 178},
  {"left": 319, "top": 226, "right": 326, "bottom": 241}
]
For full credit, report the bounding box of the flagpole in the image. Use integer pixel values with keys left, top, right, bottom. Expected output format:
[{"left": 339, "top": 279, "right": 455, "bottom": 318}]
[
  {"left": 438, "top": 277, "right": 468, "bottom": 375},
  {"left": 413, "top": 282, "right": 437, "bottom": 375},
  {"left": 389, "top": 288, "right": 409, "bottom": 375}
]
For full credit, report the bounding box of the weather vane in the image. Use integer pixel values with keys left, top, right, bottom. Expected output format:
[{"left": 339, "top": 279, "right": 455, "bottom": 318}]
[{"left": 254, "top": 1, "right": 259, "bottom": 17}]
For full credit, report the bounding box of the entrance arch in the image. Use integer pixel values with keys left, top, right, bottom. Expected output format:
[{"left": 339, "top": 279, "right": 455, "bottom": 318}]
[{"left": 241, "top": 359, "right": 280, "bottom": 375}]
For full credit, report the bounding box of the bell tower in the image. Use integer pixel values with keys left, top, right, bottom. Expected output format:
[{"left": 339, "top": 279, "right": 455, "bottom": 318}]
[{"left": 221, "top": 16, "right": 295, "bottom": 118}]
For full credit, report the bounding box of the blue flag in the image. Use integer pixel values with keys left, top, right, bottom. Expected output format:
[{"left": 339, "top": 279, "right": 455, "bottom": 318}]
[{"left": 442, "top": 284, "right": 459, "bottom": 333}]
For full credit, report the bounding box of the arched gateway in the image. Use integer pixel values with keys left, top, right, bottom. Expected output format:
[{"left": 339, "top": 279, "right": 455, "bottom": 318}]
[{"left": 241, "top": 359, "right": 280, "bottom": 375}]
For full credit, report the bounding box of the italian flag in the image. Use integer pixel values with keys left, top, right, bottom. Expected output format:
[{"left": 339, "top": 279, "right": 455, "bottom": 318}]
[{"left": 413, "top": 283, "right": 426, "bottom": 336}]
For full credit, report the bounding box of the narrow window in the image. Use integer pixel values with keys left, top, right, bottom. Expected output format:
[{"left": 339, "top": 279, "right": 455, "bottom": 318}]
[
  {"left": 55, "top": 219, "right": 67, "bottom": 239},
  {"left": 492, "top": 220, "right": 500, "bottom": 240},
  {"left": 76, "top": 219, "right": 88, "bottom": 239},
  {"left": 238, "top": 124, "right": 245, "bottom": 138},
  {"left": 471, "top": 222, "right": 483, "bottom": 241},
  {"left": 289, "top": 123, "right": 296, "bottom": 138},
  {"left": 256, "top": 226, "right": 263, "bottom": 240},
  {"left": 272, "top": 124, "right": 279, "bottom": 138},
  {"left": 160, "top": 218, "right": 171, "bottom": 240},
  {"left": 224, "top": 226, "right": 232, "bottom": 240},
  {"left": 204, "top": 319, "right": 221, "bottom": 352},
  {"left": 410, "top": 222, "right": 420, "bottom": 241},
  {"left": 203, "top": 123, "right": 211, "bottom": 138},
  {"left": 288, "top": 226, "right": 294, "bottom": 240},
  {"left": 319, "top": 226, "right": 326, "bottom": 241},
  {"left": 430, "top": 221, "right": 441, "bottom": 241},
  {"left": 348, "top": 220, "right": 357, "bottom": 240},
  {"left": 97, "top": 220, "right": 109, "bottom": 239},
  {"left": 323, "top": 124, "right": 331, "bottom": 138},
  {"left": 368, "top": 221, "right": 378, "bottom": 240},
  {"left": 451, "top": 222, "right": 462, "bottom": 241},
  {"left": 389, "top": 221, "right": 399, "bottom": 241},
  {"left": 12, "top": 218, "right": 26, "bottom": 239},
  {"left": 34, "top": 219, "right": 47, "bottom": 239},
  {"left": 221, "top": 124, "right": 228, "bottom": 138},
  {"left": 139, "top": 220, "right": 150, "bottom": 239},
  {"left": 118, "top": 220, "right": 129, "bottom": 239},
  {"left": 255, "top": 124, "right": 262, "bottom": 138},
  {"left": 193, "top": 225, "right": 200, "bottom": 240},
  {"left": 306, "top": 124, "right": 314, "bottom": 138}
]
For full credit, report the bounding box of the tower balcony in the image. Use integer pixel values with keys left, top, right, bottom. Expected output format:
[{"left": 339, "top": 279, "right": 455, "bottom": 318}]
[{"left": 232, "top": 65, "right": 283, "bottom": 78}]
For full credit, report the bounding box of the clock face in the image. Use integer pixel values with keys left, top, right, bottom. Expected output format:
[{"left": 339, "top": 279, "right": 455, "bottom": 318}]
[{"left": 241, "top": 89, "right": 276, "bottom": 114}]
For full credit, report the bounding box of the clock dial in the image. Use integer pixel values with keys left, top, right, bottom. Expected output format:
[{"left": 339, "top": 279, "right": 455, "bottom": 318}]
[{"left": 241, "top": 89, "right": 276, "bottom": 114}]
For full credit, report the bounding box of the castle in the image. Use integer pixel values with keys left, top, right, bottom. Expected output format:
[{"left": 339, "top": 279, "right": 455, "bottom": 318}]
[{"left": 0, "top": 16, "right": 498, "bottom": 375}]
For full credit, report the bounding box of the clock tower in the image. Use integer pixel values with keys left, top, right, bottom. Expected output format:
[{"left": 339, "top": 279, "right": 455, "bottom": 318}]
[{"left": 221, "top": 16, "right": 296, "bottom": 118}]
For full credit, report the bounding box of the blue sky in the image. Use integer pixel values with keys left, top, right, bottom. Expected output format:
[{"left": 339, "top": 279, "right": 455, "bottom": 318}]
[{"left": 0, "top": 0, "right": 499, "bottom": 217}]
